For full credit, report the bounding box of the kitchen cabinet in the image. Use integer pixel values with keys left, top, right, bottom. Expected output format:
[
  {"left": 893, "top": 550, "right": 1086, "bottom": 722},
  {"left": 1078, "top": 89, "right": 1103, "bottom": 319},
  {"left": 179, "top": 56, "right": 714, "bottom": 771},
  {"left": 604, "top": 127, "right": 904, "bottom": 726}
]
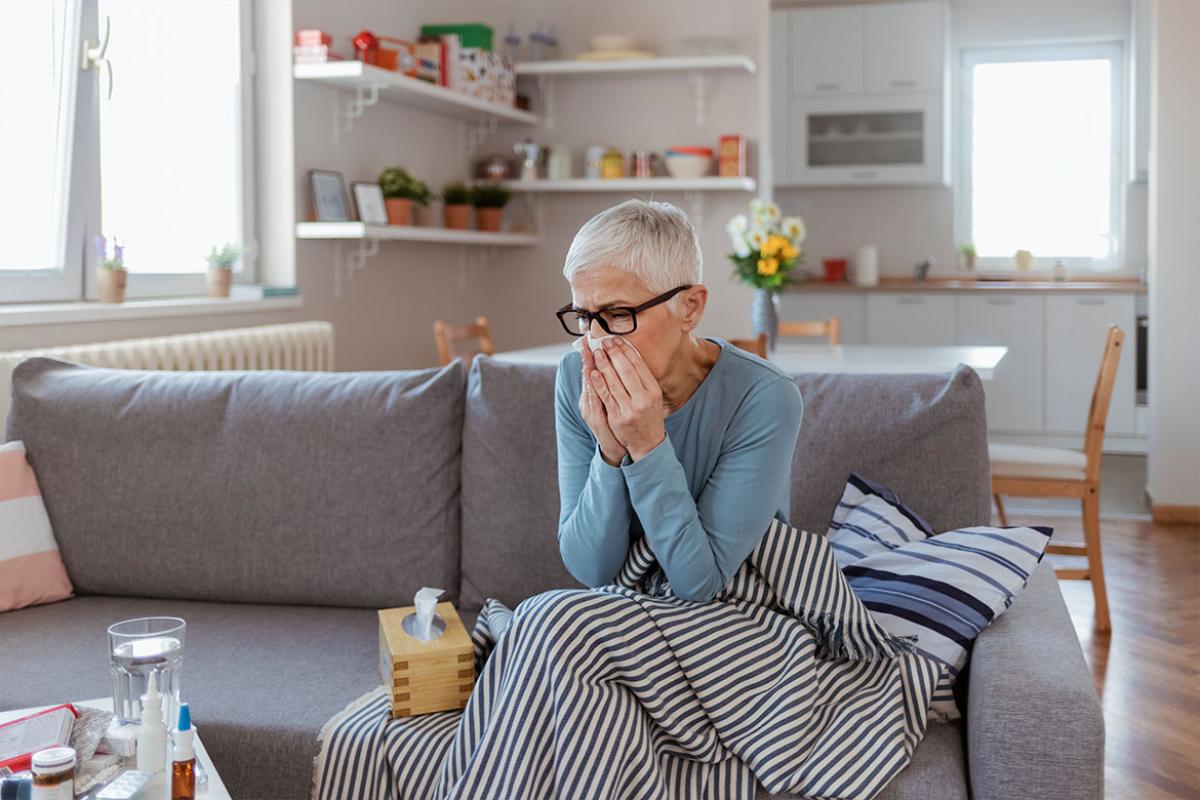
[
  {"left": 864, "top": 2, "right": 947, "bottom": 93},
  {"left": 775, "top": 1, "right": 949, "bottom": 186},
  {"left": 779, "top": 292, "right": 868, "bottom": 344},
  {"left": 789, "top": 92, "right": 945, "bottom": 186},
  {"left": 1045, "top": 295, "right": 1136, "bottom": 435},
  {"left": 789, "top": 6, "right": 864, "bottom": 96},
  {"left": 957, "top": 294, "right": 1045, "bottom": 433},
  {"left": 866, "top": 293, "right": 956, "bottom": 345}
]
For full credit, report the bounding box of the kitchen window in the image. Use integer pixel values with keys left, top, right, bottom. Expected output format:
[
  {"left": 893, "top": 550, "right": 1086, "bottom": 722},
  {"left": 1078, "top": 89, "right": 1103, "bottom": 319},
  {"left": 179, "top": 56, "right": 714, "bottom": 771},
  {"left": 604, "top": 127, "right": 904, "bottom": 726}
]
[
  {"left": 0, "top": 0, "right": 255, "bottom": 304},
  {"left": 957, "top": 43, "right": 1125, "bottom": 272}
]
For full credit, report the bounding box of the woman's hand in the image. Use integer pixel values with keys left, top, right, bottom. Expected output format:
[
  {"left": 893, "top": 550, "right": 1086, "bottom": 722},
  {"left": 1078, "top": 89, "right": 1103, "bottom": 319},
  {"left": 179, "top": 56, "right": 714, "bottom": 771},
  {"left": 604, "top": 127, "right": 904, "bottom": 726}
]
[
  {"left": 579, "top": 345, "right": 628, "bottom": 466},
  {"left": 589, "top": 337, "right": 666, "bottom": 462}
]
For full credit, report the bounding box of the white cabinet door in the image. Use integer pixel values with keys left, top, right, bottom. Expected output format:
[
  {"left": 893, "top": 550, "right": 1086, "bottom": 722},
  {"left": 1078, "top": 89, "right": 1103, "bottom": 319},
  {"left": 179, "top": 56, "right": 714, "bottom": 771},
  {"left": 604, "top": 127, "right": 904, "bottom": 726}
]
[
  {"left": 957, "top": 294, "right": 1045, "bottom": 432},
  {"left": 864, "top": 2, "right": 947, "bottom": 93},
  {"left": 790, "top": 92, "right": 946, "bottom": 186},
  {"left": 1045, "top": 295, "right": 1136, "bottom": 435},
  {"left": 867, "top": 293, "right": 956, "bottom": 345},
  {"left": 790, "top": 6, "right": 864, "bottom": 96},
  {"left": 771, "top": 10, "right": 792, "bottom": 185},
  {"left": 779, "top": 291, "right": 868, "bottom": 344}
]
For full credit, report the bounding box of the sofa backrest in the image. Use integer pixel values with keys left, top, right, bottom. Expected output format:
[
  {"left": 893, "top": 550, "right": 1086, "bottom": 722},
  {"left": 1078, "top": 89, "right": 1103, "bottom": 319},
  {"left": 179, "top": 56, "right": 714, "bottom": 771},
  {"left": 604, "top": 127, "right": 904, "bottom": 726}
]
[
  {"left": 458, "top": 356, "right": 991, "bottom": 611},
  {"left": 6, "top": 357, "right": 465, "bottom": 608}
]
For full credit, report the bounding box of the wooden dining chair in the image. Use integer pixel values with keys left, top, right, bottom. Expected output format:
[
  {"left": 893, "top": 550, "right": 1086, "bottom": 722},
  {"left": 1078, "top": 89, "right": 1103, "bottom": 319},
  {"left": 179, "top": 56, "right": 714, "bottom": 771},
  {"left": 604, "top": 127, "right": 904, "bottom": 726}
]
[
  {"left": 728, "top": 333, "right": 768, "bottom": 359},
  {"left": 433, "top": 316, "right": 494, "bottom": 367},
  {"left": 990, "top": 324, "right": 1125, "bottom": 632},
  {"left": 779, "top": 317, "right": 841, "bottom": 344}
]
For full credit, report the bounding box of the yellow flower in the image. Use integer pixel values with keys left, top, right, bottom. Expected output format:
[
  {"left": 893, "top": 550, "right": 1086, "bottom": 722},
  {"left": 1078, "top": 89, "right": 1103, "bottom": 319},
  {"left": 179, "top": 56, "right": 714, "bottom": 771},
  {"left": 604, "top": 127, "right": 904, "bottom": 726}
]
[
  {"left": 757, "top": 257, "right": 779, "bottom": 276},
  {"left": 762, "top": 234, "right": 789, "bottom": 258},
  {"left": 781, "top": 244, "right": 799, "bottom": 261}
]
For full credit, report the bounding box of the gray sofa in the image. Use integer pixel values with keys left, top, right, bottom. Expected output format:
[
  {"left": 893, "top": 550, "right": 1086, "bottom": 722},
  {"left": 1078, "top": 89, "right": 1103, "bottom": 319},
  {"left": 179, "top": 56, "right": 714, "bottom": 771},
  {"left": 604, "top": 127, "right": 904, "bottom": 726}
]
[{"left": 0, "top": 356, "right": 1103, "bottom": 800}]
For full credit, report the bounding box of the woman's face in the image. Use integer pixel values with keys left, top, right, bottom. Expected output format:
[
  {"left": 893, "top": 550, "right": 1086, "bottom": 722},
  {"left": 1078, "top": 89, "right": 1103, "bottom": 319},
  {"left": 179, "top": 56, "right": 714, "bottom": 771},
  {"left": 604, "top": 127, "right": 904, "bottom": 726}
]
[{"left": 569, "top": 265, "right": 701, "bottom": 380}]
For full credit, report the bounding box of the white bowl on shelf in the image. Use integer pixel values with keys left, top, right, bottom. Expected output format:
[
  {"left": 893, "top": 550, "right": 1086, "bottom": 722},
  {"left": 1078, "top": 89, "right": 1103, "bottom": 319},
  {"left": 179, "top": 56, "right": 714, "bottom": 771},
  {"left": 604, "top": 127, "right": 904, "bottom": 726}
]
[{"left": 664, "top": 154, "right": 712, "bottom": 179}]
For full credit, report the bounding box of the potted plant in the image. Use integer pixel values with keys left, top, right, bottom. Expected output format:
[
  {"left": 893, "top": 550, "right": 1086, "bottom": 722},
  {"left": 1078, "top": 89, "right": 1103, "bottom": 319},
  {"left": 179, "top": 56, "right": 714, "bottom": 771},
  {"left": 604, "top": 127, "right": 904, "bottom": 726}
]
[
  {"left": 958, "top": 243, "right": 977, "bottom": 271},
  {"left": 441, "top": 182, "right": 473, "bottom": 230},
  {"left": 94, "top": 234, "right": 127, "bottom": 304},
  {"left": 726, "top": 199, "right": 806, "bottom": 352},
  {"left": 205, "top": 242, "right": 241, "bottom": 298},
  {"left": 378, "top": 167, "right": 426, "bottom": 226},
  {"left": 472, "top": 183, "right": 511, "bottom": 232}
]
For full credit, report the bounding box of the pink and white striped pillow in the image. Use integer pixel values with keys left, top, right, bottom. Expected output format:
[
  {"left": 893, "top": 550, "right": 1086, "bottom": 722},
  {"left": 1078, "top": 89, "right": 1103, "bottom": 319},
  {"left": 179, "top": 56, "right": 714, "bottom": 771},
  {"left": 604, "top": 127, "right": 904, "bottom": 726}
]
[{"left": 0, "top": 441, "right": 73, "bottom": 611}]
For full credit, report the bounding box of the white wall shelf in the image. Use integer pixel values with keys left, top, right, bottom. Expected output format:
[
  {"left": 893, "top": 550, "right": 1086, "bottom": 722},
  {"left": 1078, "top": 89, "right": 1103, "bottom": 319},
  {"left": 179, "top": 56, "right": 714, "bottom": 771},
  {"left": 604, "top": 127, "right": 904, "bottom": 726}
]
[
  {"left": 293, "top": 61, "right": 538, "bottom": 127},
  {"left": 514, "top": 54, "right": 757, "bottom": 77},
  {"left": 296, "top": 222, "right": 539, "bottom": 246},
  {"left": 500, "top": 177, "right": 757, "bottom": 193}
]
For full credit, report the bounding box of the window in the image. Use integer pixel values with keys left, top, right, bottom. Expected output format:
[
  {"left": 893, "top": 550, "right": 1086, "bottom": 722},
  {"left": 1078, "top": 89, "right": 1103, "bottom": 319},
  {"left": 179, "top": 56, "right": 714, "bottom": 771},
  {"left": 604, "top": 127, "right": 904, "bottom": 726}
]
[
  {"left": 958, "top": 43, "right": 1124, "bottom": 271},
  {"left": 0, "top": 0, "right": 255, "bottom": 304}
]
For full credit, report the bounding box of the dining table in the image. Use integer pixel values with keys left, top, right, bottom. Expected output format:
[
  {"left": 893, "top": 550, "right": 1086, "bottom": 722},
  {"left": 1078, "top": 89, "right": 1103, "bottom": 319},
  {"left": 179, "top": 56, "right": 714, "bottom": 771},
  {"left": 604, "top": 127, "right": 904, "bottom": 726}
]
[{"left": 491, "top": 341, "right": 1007, "bottom": 380}]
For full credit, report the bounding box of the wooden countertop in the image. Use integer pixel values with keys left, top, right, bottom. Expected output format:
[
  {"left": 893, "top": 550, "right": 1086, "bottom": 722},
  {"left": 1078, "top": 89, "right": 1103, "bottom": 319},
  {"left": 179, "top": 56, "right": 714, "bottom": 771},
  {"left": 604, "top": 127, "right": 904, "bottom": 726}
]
[{"left": 783, "top": 277, "right": 1146, "bottom": 294}]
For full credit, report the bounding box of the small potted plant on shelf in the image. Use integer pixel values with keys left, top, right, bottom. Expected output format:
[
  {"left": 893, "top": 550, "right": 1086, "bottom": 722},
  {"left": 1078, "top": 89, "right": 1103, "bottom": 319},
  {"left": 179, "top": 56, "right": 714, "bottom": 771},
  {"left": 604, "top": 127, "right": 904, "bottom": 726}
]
[
  {"left": 94, "top": 234, "right": 127, "bottom": 304},
  {"left": 958, "top": 243, "right": 977, "bottom": 271},
  {"left": 441, "top": 182, "right": 473, "bottom": 230},
  {"left": 205, "top": 242, "right": 241, "bottom": 298},
  {"left": 378, "top": 166, "right": 426, "bottom": 226},
  {"left": 472, "top": 183, "right": 511, "bottom": 233}
]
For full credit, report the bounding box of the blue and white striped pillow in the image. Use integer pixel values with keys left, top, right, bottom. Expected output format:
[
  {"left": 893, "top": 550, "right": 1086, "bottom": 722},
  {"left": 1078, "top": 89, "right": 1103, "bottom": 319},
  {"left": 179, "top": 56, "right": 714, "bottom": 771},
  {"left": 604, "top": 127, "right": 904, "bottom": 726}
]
[{"left": 827, "top": 474, "right": 1051, "bottom": 721}]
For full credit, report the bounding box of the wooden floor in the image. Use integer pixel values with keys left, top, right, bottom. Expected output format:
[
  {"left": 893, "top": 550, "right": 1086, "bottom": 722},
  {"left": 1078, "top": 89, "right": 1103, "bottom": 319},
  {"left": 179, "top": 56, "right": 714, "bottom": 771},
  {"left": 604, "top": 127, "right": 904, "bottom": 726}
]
[{"left": 1007, "top": 512, "right": 1200, "bottom": 800}]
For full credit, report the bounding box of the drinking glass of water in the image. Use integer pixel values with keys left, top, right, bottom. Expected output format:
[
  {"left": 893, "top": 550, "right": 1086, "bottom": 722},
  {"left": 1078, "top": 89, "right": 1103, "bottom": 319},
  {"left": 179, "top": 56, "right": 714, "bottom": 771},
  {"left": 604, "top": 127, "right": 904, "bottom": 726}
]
[{"left": 108, "top": 616, "right": 186, "bottom": 725}]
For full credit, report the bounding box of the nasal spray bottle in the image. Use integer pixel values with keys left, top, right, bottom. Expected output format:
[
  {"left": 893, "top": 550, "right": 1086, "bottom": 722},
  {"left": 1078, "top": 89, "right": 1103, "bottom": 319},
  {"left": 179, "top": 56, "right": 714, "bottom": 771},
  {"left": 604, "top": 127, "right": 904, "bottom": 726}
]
[
  {"left": 136, "top": 672, "right": 169, "bottom": 799},
  {"left": 171, "top": 703, "right": 196, "bottom": 800}
]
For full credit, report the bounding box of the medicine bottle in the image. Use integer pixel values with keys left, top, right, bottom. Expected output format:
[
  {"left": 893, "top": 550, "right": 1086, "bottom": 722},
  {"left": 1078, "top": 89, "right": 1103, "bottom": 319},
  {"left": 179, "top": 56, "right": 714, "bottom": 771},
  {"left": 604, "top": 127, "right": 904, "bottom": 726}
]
[{"left": 31, "top": 747, "right": 75, "bottom": 800}]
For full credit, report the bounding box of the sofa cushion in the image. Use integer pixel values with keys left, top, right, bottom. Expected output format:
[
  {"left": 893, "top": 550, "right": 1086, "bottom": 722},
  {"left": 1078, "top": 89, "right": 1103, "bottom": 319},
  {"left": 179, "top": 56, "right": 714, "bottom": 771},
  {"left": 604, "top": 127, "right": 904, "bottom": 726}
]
[
  {"left": 0, "top": 440, "right": 73, "bottom": 611},
  {"left": 0, "top": 595, "right": 480, "bottom": 800},
  {"left": 459, "top": 359, "right": 991, "bottom": 611},
  {"left": 459, "top": 358, "right": 582, "bottom": 610},
  {"left": 6, "top": 358, "right": 465, "bottom": 608}
]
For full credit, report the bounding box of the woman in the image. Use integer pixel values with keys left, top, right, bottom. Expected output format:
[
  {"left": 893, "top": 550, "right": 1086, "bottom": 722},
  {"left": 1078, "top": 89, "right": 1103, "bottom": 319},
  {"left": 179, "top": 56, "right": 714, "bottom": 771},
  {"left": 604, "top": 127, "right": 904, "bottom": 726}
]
[{"left": 555, "top": 199, "right": 804, "bottom": 602}]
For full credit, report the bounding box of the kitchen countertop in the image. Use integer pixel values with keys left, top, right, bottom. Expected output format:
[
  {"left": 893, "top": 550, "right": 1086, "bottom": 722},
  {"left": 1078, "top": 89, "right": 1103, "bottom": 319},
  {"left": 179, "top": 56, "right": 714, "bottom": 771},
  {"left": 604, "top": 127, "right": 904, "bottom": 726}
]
[{"left": 783, "top": 277, "right": 1147, "bottom": 293}]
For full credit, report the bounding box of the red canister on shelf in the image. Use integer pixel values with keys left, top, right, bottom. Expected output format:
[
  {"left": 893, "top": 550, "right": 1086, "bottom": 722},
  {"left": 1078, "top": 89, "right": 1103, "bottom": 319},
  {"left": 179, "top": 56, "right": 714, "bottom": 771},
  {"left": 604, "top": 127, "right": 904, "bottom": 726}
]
[
  {"left": 823, "top": 258, "right": 848, "bottom": 283},
  {"left": 352, "top": 30, "right": 380, "bottom": 65}
]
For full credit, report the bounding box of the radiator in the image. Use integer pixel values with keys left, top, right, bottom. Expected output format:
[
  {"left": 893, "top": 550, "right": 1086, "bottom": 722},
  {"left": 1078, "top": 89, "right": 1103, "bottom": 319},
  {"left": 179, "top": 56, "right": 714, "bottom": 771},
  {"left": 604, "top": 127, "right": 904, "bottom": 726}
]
[{"left": 1, "top": 321, "right": 334, "bottom": 427}]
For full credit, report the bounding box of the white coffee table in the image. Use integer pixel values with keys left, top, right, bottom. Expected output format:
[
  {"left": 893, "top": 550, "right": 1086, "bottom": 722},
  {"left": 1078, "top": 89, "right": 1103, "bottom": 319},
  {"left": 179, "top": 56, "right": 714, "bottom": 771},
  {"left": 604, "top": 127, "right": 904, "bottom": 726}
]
[{"left": 0, "top": 698, "right": 231, "bottom": 799}]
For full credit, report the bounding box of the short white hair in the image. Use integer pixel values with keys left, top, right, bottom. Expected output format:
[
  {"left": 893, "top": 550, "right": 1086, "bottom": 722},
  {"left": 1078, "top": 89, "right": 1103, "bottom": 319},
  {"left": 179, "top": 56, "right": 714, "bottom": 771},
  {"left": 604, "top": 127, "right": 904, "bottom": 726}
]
[{"left": 562, "top": 200, "right": 703, "bottom": 310}]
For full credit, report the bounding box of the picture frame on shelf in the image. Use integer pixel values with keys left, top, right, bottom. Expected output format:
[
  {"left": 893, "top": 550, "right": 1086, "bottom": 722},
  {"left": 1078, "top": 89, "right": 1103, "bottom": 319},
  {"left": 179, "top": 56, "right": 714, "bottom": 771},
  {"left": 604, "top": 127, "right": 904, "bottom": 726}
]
[
  {"left": 352, "top": 182, "right": 388, "bottom": 224},
  {"left": 309, "top": 170, "right": 351, "bottom": 222}
]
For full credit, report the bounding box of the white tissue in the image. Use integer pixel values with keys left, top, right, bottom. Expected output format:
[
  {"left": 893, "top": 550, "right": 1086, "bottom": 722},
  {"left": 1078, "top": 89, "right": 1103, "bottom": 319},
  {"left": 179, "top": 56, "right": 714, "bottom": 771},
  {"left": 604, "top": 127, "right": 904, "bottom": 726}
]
[
  {"left": 571, "top": 334, "right": 642, "bottom": 357},
  {"left": 413, "top": 586, "right": 444, "bottom": 640}
]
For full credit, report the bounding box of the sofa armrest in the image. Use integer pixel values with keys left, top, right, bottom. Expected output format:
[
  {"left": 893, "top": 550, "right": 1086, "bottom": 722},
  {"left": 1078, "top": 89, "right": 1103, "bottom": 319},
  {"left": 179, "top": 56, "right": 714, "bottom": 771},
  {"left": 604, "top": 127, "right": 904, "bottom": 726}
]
[{"left": 967, "top": 560, "right": 1104, "bottom": 800}]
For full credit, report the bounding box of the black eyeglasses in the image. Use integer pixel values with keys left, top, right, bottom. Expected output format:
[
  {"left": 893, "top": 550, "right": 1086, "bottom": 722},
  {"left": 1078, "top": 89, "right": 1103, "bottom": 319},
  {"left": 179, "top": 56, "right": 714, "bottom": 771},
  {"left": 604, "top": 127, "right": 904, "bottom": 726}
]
[{"left": 555, "top": 285, "right": 693, "bottom": 337}]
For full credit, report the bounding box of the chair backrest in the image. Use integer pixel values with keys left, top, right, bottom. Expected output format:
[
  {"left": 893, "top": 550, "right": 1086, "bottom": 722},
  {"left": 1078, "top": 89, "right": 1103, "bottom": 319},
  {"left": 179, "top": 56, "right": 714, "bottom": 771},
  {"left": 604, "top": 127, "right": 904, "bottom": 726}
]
[
  {"left": 728, "top": 333, "right": 768, "bottom": 359},
  {"left": 779, "top": 317, "right": 841, "bottom": 344},
  {"left": 1083, "top": 324, "right": 1125, "bottom": 482},
  {"left": 434, "top": 316, "right": 494, "bottom": 366}
]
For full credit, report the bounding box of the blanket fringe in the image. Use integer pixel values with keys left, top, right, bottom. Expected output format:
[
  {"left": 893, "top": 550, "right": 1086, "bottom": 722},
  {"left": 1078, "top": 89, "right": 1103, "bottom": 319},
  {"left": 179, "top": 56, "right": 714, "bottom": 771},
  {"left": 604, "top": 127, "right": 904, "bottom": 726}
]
[
  {"left": 806, "top": 612, "right": 919, "bottom": 661},
  {"left": 311, "top": 685, "right": 388, "bottom": 800}
]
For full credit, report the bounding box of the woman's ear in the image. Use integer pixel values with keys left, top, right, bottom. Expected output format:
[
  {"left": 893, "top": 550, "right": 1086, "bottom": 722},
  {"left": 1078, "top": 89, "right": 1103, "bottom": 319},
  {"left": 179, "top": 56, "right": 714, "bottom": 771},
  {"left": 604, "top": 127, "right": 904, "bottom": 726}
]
[{"left": 679, "top": 285, "right": 708, "bottom": 331}]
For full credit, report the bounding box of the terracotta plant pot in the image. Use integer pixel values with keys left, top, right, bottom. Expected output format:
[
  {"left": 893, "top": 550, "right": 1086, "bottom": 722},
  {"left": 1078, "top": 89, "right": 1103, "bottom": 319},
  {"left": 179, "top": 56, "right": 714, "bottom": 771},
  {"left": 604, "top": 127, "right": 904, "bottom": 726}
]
[
  {"left": 444, "top": 204, "right": 472, "bottom": 230},
  {"left": 476, "top": 207, "right": 504, "bottom": 232},
  {"left": 97, "top": 268, "right": 127, "bottom": 304},
  {"left": 207, "top": 267, "right": 233, "bottom": 298},
  {"left": 385, "top": 197, "right": 413, "bottom": 226}
]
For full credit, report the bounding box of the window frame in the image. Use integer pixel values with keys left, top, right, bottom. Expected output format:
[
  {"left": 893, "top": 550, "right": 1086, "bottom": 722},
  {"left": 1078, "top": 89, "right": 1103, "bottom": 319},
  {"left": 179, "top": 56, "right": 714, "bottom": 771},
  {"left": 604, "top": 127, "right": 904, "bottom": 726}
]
[
  {"left": 955, "top": 41, "right": 1127, "bottom": 273},
  {"left": 0, "top": 0, "right": 257, "bottom": 304}
]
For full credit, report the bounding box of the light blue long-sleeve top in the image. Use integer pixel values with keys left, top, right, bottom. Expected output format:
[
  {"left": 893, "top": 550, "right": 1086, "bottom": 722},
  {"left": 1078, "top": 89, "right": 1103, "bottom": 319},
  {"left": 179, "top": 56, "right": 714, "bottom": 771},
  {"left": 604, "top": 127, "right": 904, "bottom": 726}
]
[{"left": 555, "top": 336, "right": 804, "bottom": 602}]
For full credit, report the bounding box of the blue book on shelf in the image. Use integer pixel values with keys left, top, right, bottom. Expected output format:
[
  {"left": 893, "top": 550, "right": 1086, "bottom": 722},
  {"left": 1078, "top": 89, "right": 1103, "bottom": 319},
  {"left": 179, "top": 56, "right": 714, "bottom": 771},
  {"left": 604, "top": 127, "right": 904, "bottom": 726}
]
[{"left": 262, "top": 286, "right": 299, "bottom": 298}]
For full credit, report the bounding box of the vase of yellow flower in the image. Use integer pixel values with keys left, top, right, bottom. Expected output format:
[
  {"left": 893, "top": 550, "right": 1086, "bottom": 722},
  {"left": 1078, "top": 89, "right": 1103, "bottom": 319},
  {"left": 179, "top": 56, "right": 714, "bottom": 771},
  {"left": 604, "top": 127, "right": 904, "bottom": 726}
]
[{"left": 727, "top": 199, "right": 806, "bottom": 352}]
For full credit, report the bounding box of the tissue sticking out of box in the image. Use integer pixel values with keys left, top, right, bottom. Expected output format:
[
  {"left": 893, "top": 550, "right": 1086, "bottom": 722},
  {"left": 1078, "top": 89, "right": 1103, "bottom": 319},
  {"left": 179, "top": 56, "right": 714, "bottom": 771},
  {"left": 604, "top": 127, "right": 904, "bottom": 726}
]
[{"left": 402, "top": 587, "right": 445, "bottom": 640}]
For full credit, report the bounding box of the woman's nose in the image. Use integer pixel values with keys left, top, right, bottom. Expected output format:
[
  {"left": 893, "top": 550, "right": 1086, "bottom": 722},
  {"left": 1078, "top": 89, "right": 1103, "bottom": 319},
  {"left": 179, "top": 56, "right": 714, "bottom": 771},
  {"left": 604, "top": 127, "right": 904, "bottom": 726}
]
[{"left": 588, "top": 318, "right": 606, "bottom": 338}]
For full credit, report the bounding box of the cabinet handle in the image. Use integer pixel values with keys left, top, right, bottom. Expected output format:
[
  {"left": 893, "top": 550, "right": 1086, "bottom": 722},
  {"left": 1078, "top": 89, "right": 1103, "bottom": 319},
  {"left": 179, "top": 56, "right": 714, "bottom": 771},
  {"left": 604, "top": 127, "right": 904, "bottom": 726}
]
[
  {"left": 850, "top": 170, "right": 878, "bottom": 180},
  {"left": 890, "top": 79, "right": 918, "bottom": 88},
  {"left": 985, "top": 298, "right": 1016, "bottom": 306},
  {"left": 814, "top": 82, "right": 841, "bottom": 91},
  {"left": 1075, "top": 298, "right": 1106, "bottom": 306},
  {"left": 897, "top": 297, "right": 925, "bottom": 305}
]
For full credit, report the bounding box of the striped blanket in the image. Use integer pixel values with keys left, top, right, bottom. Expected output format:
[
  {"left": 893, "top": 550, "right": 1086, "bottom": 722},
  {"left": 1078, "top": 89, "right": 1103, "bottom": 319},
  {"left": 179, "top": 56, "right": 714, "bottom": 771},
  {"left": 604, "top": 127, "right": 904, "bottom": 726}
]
[{"left": 313, "top": 520, "right": 943, "bottom": 800}]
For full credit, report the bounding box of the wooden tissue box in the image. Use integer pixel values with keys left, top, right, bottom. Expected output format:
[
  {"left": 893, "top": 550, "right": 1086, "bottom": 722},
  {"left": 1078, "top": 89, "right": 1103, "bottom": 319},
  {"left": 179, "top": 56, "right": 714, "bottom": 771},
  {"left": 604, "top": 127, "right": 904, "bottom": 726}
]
[{"left": 378, "top": 601, "right": 475, "bottom": 718}]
